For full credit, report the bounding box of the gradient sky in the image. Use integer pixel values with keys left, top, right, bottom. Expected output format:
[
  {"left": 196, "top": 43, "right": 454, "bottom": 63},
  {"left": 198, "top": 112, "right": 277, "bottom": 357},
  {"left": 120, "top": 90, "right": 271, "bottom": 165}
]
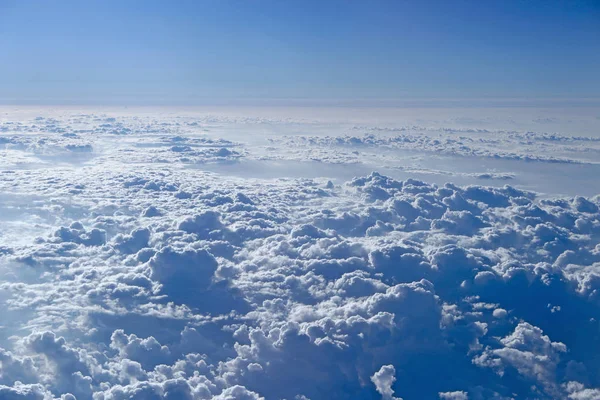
[{"left": 0, "top": 0, "right": 599, "bottom": 104}]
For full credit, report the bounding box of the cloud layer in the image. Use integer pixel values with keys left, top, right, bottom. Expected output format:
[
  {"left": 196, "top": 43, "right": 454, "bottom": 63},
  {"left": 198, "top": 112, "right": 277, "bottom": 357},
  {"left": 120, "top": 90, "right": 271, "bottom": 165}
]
[{"left": 0, "top": 107, "right": 599, "bottom": 399}]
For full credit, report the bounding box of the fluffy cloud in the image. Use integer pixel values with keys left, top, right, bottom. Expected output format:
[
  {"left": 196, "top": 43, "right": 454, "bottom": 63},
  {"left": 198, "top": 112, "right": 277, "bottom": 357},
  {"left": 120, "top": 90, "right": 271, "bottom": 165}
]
[
  {"left": 371, "top": 365, "right": 401, "bottom": 399},
  {"left": 0, "top": 109, "right": 599, "bottom": 399}
]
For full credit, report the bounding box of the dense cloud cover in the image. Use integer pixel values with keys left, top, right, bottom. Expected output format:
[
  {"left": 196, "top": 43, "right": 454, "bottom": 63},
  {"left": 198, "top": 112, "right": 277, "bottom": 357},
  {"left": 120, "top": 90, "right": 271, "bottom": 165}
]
[{"left": 1, "top": 108, "right": 600, "bottom": 399}]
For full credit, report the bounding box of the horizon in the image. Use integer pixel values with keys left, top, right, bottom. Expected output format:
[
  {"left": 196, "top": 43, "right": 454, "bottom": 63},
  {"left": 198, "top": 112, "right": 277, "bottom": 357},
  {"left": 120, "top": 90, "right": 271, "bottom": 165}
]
[{"left": 2, "top": 97, "right": 600, "bottom": 108}]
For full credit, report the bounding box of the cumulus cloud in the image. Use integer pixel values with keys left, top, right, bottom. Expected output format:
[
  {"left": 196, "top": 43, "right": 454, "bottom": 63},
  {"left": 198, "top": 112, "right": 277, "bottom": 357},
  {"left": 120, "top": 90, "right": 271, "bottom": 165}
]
[
  {"left": 371, "top": 365, "right": 401, "bottom": 399},
  {"left": 0, "top": 109, "right": 599, "bottom": 399}
]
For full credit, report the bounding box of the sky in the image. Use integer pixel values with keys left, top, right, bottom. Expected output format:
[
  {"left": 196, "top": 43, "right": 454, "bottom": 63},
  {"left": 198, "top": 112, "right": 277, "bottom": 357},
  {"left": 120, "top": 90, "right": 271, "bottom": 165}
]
[{"left": 0, "top": 0, "right": 599, "bottom": 104}]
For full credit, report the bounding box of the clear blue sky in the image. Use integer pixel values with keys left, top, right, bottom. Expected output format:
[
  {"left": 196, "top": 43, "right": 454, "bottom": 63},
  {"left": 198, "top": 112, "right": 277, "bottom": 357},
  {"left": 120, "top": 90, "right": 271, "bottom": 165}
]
[{"left": 0, "top": 0, "right": 599, "bottom": 104}]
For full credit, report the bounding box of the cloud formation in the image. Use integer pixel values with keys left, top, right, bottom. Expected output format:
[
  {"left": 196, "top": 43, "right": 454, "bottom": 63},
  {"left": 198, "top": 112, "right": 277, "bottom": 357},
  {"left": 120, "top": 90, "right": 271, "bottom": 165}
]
[{"left": 0, "top": 108, "right": 599, "bottom": 399}]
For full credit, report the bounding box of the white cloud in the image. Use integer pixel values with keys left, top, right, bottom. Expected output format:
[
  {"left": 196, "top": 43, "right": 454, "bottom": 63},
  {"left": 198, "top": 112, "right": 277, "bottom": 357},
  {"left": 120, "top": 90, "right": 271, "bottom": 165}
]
[
  {"left": 0, "top": 108, "right": 599, "bottom": 399},
  {"left": 371, "top": 365, "right": 401, "bottom": 399}
]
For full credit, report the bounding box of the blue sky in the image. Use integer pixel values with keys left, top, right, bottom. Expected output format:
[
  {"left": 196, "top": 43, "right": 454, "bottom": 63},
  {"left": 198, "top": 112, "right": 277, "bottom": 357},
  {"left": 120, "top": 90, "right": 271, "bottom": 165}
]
[{"left": 0, "top": 0, "right": 599, "bottom": 104}]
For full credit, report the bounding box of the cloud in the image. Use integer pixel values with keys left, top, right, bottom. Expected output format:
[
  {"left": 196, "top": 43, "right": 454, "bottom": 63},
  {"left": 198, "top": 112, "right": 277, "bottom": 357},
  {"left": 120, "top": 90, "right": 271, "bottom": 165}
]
[
  {"left": 0, "top": 109, "right": 599, "bottom": 399},
  {"left": 371, "top": 365, "right": 401, "bottom": 399}
]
